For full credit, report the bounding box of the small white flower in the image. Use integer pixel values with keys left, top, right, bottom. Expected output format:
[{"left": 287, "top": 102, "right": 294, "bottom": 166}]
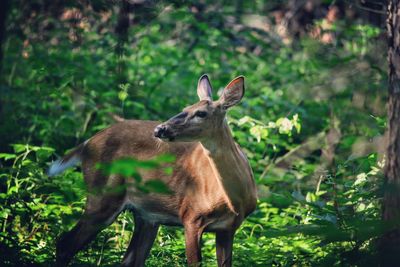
[
  {"left": 279, "top": 118, "right": 293, "bottom": 133},
  {"left": 38, "top": 240, "right": 46, "bottom": 248}
]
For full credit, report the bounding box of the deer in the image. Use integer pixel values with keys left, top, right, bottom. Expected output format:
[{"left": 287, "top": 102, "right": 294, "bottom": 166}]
[{"left": 48, "top": 75, "right": 257, "bottom": 267}]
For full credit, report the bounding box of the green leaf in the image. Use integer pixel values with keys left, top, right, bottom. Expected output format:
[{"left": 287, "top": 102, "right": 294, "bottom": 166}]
[
  {"left": 12, "top": 144, "right": 27, "bottom": 153},
  {"left": 97, "top": 158, "right": 139, "bottom": 177},
  {"left": 154, "top": 154, "right": 176, "bottom": 163},
  {"left": 0, "top": 153, "right": 16, "bottom": 160},
  {"left": 143, "top": 180, "right": 172, "bottom": 194}
]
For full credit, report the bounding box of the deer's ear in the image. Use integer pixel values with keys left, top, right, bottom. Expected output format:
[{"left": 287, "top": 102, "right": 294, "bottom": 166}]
[
  {"left": 197, "top": 74, "right": 213, "bottom": 101},
  {"left": 219, "top": 76, "right": 245, "bottom": 109}
]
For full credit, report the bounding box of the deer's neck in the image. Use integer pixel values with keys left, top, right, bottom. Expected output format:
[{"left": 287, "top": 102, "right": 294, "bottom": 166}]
[
  {"left": 200, "top": 120, "right": 250, "bottom": 214},
  {"left": 201, "top": 120, "right": 237, "bottom": 155}
]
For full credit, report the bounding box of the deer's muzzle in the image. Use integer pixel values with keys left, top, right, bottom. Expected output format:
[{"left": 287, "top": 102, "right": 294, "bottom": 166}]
[{"left": 154, "top": 124, "right": 174, "bottom": 140}]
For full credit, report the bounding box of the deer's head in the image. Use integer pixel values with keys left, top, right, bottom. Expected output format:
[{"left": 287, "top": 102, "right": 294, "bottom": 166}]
[{"left": 154, "top": 75, "right": 245, "bottom": 142}]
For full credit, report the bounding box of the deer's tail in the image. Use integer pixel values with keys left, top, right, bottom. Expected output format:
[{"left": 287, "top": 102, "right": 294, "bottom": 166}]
[{"left": 47, "top": 143, "right": 85, "bottom": 177}]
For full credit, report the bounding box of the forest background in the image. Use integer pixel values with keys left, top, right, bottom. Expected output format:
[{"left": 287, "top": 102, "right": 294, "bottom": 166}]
[{"left": 0, "top": 0, "right": 394, "bottom": 266}]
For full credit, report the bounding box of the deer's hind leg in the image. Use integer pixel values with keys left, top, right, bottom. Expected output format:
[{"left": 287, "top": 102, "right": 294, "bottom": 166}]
[
  {"left": 55, "top": 194, "right": 125, "bottom": 267},
  {"left": 121, "top": 214, "right": 159, "bottom": 267},
  {"left": 216, "top": 230, "right": 235, "bottom": 267}
]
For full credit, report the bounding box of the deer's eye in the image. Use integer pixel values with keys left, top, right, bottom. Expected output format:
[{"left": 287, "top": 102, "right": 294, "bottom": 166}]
[{"left": 195, "top": 111, "right": 207, "bottom": 118}]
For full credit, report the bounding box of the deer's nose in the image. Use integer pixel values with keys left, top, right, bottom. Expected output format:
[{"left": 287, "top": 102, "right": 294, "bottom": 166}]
[{"left": 154, "top": 125, "right": 168, "bottom": 138}]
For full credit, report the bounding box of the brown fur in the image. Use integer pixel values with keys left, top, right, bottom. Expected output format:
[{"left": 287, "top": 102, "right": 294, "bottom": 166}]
[
  {"left": 54, "top": 75, "right": 257, "bottom": 267},
  {"left": 80, "top": 119, "right": 256, "bottom": 228}
]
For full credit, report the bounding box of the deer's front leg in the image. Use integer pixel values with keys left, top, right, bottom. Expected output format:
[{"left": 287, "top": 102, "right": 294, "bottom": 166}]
[
  {"left": 184, "top": 222, "right": 205, "bottom": 266},
  {"left": 216, "top": 230, "right": 235, "bottom": 267}
]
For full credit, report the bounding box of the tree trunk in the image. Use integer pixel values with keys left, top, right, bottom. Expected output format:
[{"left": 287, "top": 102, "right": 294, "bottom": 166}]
[
  {"left": 380, "top": 1, "right": 400, "bottom": 265},
  {"left": 0, "top": 0, "right": 10, "bottom": 73},
  {"left": 0, "top": 0, "right": 10, "bottom": 146}
]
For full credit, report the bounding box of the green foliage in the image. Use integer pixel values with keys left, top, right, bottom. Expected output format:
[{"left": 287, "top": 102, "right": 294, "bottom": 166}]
[
  {"left": 97, "top": 155, "right": 175, "bottom": 194},
  {"left": 0, "top": 1, "right": 388, "bottom": 266},
  {"left": 0, "top": 144, "right": 85, "bottom": 265}
]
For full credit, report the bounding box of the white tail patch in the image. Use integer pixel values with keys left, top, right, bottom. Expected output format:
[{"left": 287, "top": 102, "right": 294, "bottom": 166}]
[{"left": 47, "top": 155, "right": 81, "bottom": 177}]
